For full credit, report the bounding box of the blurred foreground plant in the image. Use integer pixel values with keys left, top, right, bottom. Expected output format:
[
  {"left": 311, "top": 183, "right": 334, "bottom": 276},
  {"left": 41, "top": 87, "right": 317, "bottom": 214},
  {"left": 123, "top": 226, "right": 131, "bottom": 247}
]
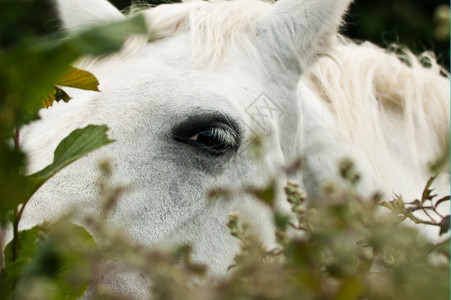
[
  {"left": 0, "top": 1, "right": 147, "bottom": 297},
  {"left": 215, "top": 163, "right": 450, "bottom": 300},
  {"left": 2, "top": 150, "right": 449, "bottom": 299},
  {"left": 21, "top": 159, "right": 445, "bottom": 300}
]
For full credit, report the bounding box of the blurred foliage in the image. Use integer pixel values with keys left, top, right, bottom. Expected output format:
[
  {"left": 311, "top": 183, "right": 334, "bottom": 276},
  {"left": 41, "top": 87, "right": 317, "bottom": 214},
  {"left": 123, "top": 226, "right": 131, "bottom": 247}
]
[
  {"left": 0, "top": 0, "right": 59, "bottom": 48},
  {"left": 0, "top": 0, "right": 146, "bottom": 297},
  {"left": 3, "top": 159, "right": 449, "bottom": 299},
  {"left": 1, "top": 223, "right": 95, "bottom": 299}
]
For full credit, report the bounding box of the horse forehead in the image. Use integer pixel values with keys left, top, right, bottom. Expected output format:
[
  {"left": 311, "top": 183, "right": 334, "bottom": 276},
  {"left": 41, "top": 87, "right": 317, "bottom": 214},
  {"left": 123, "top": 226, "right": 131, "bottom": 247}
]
[
  {"left": 96, "top": 33, "right": 258, "bottom": 95},
  {"left": 100, "top": 69, "right": 240, "bottom": 107},
  {"left": 98, "top": 62, "right": 256, "bottom": 113},
  {"left": 84, "top": 34, "right": 266, "bottom": 128}
]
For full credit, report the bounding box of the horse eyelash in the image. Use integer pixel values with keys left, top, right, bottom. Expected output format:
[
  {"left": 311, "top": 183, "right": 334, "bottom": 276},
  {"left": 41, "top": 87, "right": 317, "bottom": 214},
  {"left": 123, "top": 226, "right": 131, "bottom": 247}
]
[{"left": 205, "top": 127, "right": 238, "bottom": 148}]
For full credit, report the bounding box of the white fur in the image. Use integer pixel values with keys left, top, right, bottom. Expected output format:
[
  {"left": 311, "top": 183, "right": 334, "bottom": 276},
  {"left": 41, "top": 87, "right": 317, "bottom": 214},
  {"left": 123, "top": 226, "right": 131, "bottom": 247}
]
[{"left": 80, "top": 0, "right": 449, "bottom": 200}]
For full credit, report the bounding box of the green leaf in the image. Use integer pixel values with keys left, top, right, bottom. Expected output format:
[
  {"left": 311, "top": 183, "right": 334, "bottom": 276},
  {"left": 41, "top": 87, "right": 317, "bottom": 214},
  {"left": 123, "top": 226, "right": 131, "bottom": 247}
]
[
  {"left": 56, "top": 67, "right": 100, "bottom": 91},
  {"left": 28, "top": 125, "right": 114, "bottom": 197}
]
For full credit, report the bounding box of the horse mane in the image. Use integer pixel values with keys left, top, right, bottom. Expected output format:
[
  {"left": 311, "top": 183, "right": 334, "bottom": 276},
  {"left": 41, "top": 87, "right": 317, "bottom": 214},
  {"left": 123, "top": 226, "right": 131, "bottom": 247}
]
[
  {"left": 141, "top": 0, "right": 270, "bottom": 66},
  {"left": 302, "top": 37, "right": 450, "bottom": 191},
  {"left": 80, "top": 0, "right": 450, "bottom": 192}
]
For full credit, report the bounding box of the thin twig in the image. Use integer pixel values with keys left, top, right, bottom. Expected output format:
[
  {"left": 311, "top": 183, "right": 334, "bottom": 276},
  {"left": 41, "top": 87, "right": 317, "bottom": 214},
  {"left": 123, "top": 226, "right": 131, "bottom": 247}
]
[
  {"left": 403, "top": 212, "right": 441, "bottom": 227},
  {"left": 420, "top": 207, "right": 437, "bottom": 223}
]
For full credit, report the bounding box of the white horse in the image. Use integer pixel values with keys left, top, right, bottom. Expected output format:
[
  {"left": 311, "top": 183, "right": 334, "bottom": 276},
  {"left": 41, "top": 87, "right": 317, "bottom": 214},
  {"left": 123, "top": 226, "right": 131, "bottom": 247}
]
[{"left": 15, "top": 0, "right": 450, "bottom": 297}]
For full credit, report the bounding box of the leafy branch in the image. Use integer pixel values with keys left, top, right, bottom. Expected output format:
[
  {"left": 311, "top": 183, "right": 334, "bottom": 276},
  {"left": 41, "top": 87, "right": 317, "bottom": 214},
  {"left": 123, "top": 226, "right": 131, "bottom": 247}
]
[{"left": 381, "top": 175, "right": 450, "bottom": 235}]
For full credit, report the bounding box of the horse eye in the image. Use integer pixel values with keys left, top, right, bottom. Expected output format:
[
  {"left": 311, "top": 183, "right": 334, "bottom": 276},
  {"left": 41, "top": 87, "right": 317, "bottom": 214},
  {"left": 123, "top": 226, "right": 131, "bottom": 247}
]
[
  {"left": 174, "top": 125, "right": 239, "bottom": 155},
  {"left": 189, "top": 127, "right": 234, "bottom": 153}
]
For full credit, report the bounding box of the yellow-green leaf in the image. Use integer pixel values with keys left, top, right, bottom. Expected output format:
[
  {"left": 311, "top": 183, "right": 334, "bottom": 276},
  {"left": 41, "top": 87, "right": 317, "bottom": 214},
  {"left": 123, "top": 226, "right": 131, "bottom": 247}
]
[
  {"left": 42, "top": 87, "right": 71, "bottom": 109},
  {"left": 56, "top": 67, "right": 99, "bottom": 91}
]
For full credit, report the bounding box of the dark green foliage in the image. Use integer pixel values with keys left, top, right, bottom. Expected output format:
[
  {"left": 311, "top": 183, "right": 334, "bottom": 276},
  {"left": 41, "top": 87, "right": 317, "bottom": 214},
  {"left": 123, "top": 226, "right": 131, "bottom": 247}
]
[
  {"left": 0, "top": 1, "right": 147, "bottom": 297},
  {"left": 0, "top": 0, "right": 59, "bottom": 48},
  {"left": 1, "top": 224, "right": 95, "bottom": 300},
  {"left": 345, "top": 0, "right": 450, "bottom": 68}
]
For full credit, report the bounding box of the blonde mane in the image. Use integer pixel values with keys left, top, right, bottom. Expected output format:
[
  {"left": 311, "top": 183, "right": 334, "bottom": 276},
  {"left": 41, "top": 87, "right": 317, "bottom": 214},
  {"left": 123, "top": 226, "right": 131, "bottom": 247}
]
[{"left": 303, "top": 38, "right": 450, "bottom": 191}]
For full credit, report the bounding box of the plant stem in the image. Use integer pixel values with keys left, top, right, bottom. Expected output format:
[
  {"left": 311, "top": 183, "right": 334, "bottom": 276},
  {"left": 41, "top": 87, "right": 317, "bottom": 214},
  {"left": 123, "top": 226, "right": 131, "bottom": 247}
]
[
  {"left": 14, "top": 128, "right": 20, "bottom": 152},
  {"left": 11, "top": 127, "right": 21, "bottom": 262},
  {"left": 12, "top": 208, "right": 19, "bottom": 262},
  {"left": 11, "top": 203, "right": 27, "bottom": 262}
]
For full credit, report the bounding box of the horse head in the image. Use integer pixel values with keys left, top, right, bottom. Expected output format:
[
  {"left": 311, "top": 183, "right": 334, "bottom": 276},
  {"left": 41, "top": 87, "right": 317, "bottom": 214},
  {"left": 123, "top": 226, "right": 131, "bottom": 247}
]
[{"left": 17, "top": 0, "right": 449, "bottom": 297}]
